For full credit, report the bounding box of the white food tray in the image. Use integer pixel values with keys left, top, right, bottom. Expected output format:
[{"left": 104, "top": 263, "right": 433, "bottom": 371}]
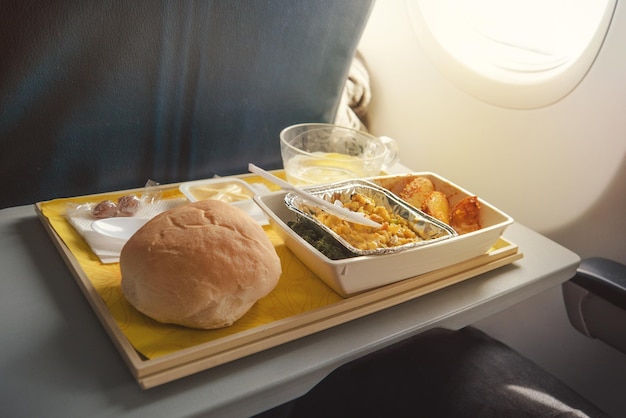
[{"left": 254, "top": 172, "right": 514, "bottom": 297}]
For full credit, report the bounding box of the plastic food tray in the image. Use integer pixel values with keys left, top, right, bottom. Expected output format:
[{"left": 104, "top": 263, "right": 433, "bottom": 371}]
[{"left": 36, "top": 172, "right": 521, "bottom": 388}]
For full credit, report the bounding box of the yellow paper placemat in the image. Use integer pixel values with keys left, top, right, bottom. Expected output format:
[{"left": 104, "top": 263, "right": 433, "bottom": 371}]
[{"left": 39, "top": 176, "right": 343, "bottom": 359}]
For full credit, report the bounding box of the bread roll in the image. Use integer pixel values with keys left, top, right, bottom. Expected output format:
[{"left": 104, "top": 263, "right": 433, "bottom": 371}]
[{"left": 120, "top": 199, "right": 281, "bottom": 329}]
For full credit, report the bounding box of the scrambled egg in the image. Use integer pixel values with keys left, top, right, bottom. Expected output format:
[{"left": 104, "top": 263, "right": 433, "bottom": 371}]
[{"left": 310, "top": 193, "right": 421, "bottom": 251}]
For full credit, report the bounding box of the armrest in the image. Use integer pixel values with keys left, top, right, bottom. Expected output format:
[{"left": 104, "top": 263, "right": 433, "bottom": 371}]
[
  {"left": 563, "top": 257, "right": 626, "bottom": 354},
  {"left": 571, "top": 257, "right": 626, "bottom": 311}
]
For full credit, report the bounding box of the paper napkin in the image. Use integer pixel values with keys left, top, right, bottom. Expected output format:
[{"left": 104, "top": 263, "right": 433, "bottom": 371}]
[{"left": 66, "top": 197, "right": 188, "bottom": 263}]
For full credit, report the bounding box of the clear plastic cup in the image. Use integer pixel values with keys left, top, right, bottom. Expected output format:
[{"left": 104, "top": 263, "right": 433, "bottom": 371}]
[{"left": 280, "top": 123, "right": 399, "bottom": 185}]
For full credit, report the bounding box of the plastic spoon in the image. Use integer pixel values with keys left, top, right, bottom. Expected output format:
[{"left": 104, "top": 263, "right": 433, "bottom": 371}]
[{"left": 248, "top": 163, "right": 382, "bottom": 228}]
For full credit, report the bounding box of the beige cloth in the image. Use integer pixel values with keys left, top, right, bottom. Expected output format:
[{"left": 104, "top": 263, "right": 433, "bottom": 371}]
[{"left": 334, "top": 51, "right": 371, "bottom": 131}]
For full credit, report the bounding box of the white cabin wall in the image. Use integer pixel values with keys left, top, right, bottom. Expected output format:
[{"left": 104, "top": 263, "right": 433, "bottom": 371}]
[
  {"left": 358, "top": 0, "right": 626, "bottom": 264},
  {"left": 357, "top": 3, "right": 626, "bottom": 415}
]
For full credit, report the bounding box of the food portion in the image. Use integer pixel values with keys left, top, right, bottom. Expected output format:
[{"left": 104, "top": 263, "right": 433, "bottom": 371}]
[
  {"left": 398, "top": 176, "right": 435, "bottom": 209},
  {"left": 378, "top": 175, "right": 482, "bottom": 235},
  {"left": 288, "top": 219, "right": 357, "bottom": 260},
  {"left": 307, "top": 193, "right": 425, "bottom": 251},
  {"left": 450, "top": 195, "right": 481, "bottom": 234},
  {"left": 423, "top": 191, "right": 451, "bottom": 225},
  {"left": 284, "top": 180, "right": 456, "bottom": 259},
  {"left": 185, "top": 182, "right": 252, "bottom": 203},
  {"left": 91, "top": 194, "right": 141, "bottom": 218},
  {"left": 120, "top": 199, "right": 282, "bottom": 329},
  {"left": 92, "top": 199, "right": 118, "bottom": 218},
  {"left": 116, "top": 194, "right": 141, "bottom": 216}
]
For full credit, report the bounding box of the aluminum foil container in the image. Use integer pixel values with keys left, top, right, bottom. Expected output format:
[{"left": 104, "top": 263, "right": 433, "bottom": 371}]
[{"left": 284, "top": 180, "right": 457, "bottom": 256}]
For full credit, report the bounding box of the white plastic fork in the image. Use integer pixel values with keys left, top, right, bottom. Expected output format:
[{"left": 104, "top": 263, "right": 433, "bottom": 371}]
[{"left": 248, "top": 163, "right": 382, "bottom": 228}]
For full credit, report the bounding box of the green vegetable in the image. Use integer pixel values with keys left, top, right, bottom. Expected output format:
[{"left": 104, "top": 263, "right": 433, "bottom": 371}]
[{"left": 288, "top": 220, "right": 356, "bottom": 260}]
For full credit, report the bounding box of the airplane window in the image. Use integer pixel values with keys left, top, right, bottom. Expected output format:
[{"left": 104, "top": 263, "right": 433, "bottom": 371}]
[{"left": 406, "top": 0, "right": 617, "bottom": 108}]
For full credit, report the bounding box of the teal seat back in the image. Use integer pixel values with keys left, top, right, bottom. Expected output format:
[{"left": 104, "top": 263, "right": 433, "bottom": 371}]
[{"left": 0, "top": 1, "right": 373, "bottom": 207}]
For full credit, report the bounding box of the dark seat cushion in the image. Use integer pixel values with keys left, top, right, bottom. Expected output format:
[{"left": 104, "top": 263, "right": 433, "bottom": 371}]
[
  {"left": 257, "top": 327, "right": 607, "bottom": 418},
  {"left": 0, "top": 0, "right": 373, "bottom": 207}
]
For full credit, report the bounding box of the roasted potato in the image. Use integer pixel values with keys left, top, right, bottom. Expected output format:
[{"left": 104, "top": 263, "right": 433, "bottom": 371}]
[
  {"left": 379, "top": 175, "right": 483, "bottom": 234},
  {"left": 450, "top": 196, "right": 481, "bottom": 234},
  {"left": 399, "top": 176, "right": 435, "bottom": 209},
  {"left": 422, "top": 191, "right": 450, "bottom": 225}
]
